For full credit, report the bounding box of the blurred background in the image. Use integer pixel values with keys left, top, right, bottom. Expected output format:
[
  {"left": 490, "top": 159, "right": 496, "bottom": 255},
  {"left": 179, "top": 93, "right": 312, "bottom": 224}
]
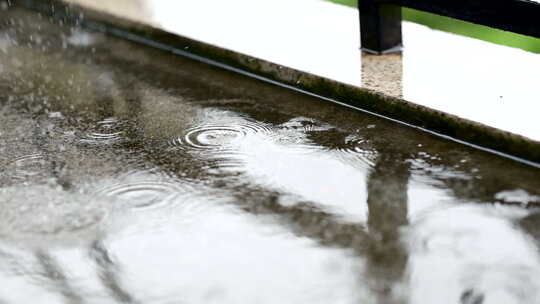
[{"left": 332, "top": 0, "right": 540, "bottom": 53}]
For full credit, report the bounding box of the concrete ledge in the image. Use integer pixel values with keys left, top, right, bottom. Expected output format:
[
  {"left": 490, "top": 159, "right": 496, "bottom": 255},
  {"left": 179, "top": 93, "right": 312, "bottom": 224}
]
[{"left": 15, "top": 0, "right": 540, "bottom": 166}]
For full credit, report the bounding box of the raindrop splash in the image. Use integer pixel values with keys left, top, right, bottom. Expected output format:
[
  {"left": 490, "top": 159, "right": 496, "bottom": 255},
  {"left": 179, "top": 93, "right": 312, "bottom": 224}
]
[
  {"left": 332, "top": 134, "right": 377, "bottom": 168},
  {"left": 278, "top": 117, "right": 332, "bottom": 133}
]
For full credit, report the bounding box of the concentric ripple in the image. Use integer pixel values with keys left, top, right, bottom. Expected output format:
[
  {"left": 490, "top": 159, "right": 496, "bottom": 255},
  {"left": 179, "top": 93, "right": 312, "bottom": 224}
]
[
  {"left": 78, "top": 117, "right": 127, "bottom": 145},
  {"left": 11, "top": 153, "right": 46, "bottom": 167},
  {"left": 332, "top": 135, "right": 377, "bottom": 168},
  {"left": 6, "top": 153, "right": 48, "bottom": 179},
  {"left": 94, "top": 180, "right": 195, "bottom": 211},
  {"left": 168, "top": 121, "right": 272, "bottom": 151}
]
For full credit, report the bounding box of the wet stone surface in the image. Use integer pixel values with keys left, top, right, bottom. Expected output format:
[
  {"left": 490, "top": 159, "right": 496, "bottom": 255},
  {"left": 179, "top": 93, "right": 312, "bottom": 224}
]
[{"left": 0, "top": 8, "right": 540, "bottom": 304}]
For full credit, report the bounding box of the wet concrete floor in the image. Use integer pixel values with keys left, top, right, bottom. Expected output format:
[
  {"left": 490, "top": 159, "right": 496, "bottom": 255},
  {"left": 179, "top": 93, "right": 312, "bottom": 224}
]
[{"left": 1, "top": 8, "right": 540, "bottom": 304}]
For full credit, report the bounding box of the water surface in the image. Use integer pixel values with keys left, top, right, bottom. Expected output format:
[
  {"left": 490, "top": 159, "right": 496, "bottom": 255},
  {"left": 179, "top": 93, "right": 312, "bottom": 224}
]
[{"left": 0, "top": 8, "right": 540, "bottom": 304}]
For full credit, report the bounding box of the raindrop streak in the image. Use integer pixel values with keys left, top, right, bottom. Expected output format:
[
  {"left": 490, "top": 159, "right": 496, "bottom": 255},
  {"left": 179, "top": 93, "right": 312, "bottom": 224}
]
[{"left": 78, "top": 118, "right": 126, "bottom": 145}]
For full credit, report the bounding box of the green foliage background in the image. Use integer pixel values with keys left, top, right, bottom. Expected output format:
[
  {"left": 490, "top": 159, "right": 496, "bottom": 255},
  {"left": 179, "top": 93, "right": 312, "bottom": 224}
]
[{"left": 329, "top": 0, "right": 540, "bottom": 53}]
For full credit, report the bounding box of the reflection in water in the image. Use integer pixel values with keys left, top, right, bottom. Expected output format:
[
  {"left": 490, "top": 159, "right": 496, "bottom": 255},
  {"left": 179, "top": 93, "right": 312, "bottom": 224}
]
[
  {"left": 90, "top": 240, "right": 139, "bottom": 304},
  {"left": 405, "top": 205, "right": 540, "bottom": 304},
  {"left": 35, "top": 251, "right": 83, "bottom": 304},
  {"left": 209, "top": 114, "right": 372, "bottom": 222},
  {"left": 0, "top": 8, "right": 540, "bottom": 304},
  {"left": 365, "top": 154, "right": 409, "bottom": 303},
  {"left": 97, "top": 194, "right": 367, "bottom": 304}
]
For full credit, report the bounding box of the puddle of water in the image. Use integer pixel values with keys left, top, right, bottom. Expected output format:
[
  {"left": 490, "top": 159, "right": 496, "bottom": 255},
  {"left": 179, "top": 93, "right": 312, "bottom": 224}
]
[{"left": 0, "top": 7, "right": 540, "bottom": 304}]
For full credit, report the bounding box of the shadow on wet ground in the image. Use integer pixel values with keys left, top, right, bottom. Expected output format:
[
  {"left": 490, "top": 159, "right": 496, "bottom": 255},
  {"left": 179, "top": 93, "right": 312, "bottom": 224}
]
[{"left": 1, "top": 8, "right": 540, "bottom": 304}]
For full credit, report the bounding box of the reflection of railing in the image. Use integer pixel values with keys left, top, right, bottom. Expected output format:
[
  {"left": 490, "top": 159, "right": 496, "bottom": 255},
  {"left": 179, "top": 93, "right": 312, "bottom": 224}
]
[{"left": 360, "top": 0, "right": 540, "bottom": 54}]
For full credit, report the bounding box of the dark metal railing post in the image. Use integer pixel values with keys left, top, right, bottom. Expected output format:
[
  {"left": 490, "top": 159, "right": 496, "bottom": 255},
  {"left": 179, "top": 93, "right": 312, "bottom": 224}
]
[{"left": 359, "top": 0, "right": 402, "bottom": 54}]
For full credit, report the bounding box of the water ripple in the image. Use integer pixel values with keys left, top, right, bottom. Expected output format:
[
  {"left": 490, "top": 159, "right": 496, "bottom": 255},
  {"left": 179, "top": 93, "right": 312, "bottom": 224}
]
[
  {"left": 332, "top": 135, "right": 377, "bottom": 168},
  {"left": 168, "top": 121, "right": 272, "bottom": 151},
  {"left": 6, "top": 153, "right": 48, "bottom": 180},
  {"left": 94, "top": 180, "right": 195, "bottom": 211},
  {"left": 78, "top": 118, "right": 127, "bottom": 145}
]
